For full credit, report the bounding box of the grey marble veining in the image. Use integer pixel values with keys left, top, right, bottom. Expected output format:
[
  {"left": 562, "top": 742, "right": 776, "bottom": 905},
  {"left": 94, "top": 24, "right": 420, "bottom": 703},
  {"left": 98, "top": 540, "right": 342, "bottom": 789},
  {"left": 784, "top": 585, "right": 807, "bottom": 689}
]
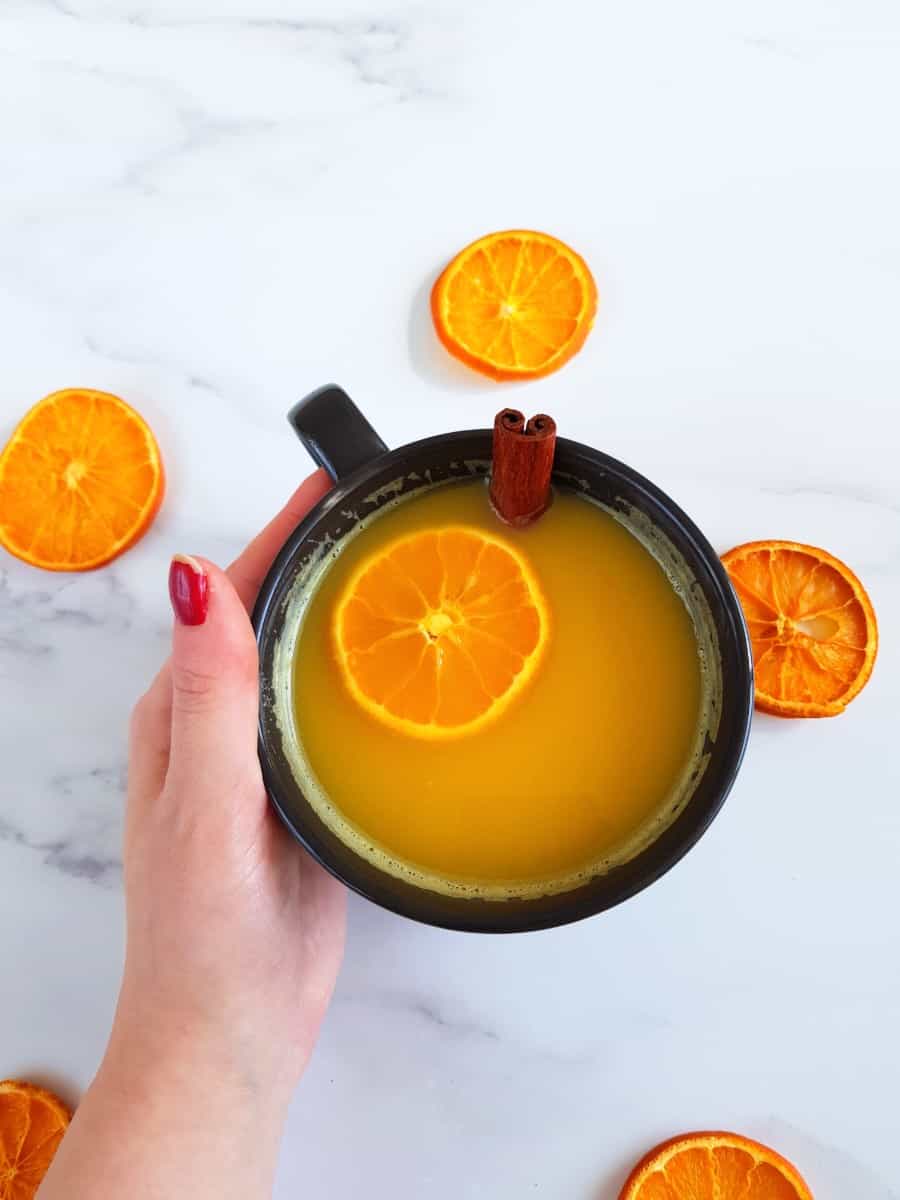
[
  {"left": 1, "top": 1, "right": 899, "bottom": 1196},
  {"left": 0, "top": 762, "right": 124, "bottom": 888}
]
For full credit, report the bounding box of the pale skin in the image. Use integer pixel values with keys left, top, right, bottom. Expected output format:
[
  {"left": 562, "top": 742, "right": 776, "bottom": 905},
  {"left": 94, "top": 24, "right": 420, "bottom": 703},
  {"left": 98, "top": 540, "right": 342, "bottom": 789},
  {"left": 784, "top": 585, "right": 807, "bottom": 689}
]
[{"left": 39, "top": 471, "right": 347, "bottom": 1199}]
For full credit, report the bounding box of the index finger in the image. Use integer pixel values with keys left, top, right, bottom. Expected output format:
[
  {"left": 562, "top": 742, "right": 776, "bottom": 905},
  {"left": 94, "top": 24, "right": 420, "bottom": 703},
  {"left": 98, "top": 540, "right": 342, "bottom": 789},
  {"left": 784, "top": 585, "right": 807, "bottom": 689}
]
[{"left": 226, "top": 468, "right": 332, "bottom": 611}]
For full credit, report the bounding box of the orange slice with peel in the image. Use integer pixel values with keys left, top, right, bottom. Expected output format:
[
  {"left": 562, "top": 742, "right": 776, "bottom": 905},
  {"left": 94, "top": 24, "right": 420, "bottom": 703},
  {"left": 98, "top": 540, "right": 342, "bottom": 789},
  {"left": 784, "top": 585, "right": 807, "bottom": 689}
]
[
  {"left": 722, "top": 540, "right": 877, "bottom": 718},
  {"left": 0, "top": 1079, "right": 71, "bottom": 1199},
  {"left": 619, "top": 1131, "right": 814, "bottom": 1200},
  {"left": 431, "top": 229, "right": 597, "bottom": 380},
  {"left": 0, "top": 387, "right": 164, "bottom": 571},
  {"left": 333, "top": 526, "right": 548, "bottom": 738}
]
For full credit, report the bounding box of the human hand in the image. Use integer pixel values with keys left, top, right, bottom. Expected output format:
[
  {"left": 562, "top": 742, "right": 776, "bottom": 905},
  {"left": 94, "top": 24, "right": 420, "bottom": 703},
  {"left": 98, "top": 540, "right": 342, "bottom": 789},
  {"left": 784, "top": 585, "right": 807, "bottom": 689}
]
[
  {"left": 114, "top": 469, "right": 346, "bottom": 1102},
  {"left": 39, "top": 472, "right": 347, "bottom": 1200}
]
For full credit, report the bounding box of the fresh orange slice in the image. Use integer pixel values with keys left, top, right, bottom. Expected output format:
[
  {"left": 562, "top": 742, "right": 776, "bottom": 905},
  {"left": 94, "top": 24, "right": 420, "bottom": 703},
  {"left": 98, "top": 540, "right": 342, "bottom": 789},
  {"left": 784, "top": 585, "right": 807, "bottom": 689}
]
[
  {"left": 722, "top": 540, "right": 877, "bottom": 718},
  {"left": 431, "top": 229, "right": 598, "bottom": 380},
  {"left": 0, "top": 388, "right": 164, "bottom": 571},
  {"left": 334, "top": 526, "right": 548, "bottom": 738},
  {"left": 0, "top": 1079, "right": 71, "bottom": 1199},
  {"left": 619, "top": 1131, "right": 814, "bottom": 1200}
]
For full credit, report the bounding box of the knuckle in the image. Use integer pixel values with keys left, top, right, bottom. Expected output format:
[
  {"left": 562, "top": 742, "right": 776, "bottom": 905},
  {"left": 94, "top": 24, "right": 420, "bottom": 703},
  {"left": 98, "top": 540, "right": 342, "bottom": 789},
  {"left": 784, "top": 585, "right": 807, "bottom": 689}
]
[
  {"left": 171, "top": 664, "right": 221, "bottom": 714},
  {"left": 129, "top": 689, "right": 154, "bottom": 735}
]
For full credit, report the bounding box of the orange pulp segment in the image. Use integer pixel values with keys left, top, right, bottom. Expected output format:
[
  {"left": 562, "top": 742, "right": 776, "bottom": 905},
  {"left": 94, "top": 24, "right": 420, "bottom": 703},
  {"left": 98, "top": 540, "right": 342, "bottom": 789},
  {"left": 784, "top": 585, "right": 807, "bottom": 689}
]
[
  {"left": 431, "top": 229, "right": 597, "bottom": 380},
  {"left": 722, "top": 539, "right": 877, "bottom": 718},
  {"left": 619, "top": 1131, "right": 814, "bottom": 1200},
  {"left": 0, "top": 388, "right": 164, "bottom": 571},
  {"left": 333, "top": 526, "right": 548, "bottom": 738},
  {"left": 0, "top": 1079, "right": 71, "bottom": 1199}
]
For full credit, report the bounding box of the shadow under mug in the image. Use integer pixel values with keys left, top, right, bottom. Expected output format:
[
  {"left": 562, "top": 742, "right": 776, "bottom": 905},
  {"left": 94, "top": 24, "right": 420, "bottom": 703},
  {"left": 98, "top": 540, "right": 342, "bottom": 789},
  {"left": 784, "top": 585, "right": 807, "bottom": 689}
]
[{"left": 253, "top": 385, "right": 754, "bottom": 933}]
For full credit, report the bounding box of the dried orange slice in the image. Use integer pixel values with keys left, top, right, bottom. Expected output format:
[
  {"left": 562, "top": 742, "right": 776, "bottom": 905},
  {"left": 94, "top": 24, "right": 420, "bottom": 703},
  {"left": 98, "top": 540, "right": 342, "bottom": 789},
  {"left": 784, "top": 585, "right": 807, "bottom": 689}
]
[
  {"left": 0, "top": 388, "right": 164, "bottom": 571},
  {"left": 722, "top": 540, "right": 877, "bottom": 718},
  {"left": 619, "top": 1131, "right": 814, "bottom": 1200},
  {"left": 0, "top": 1079, "right": 71, "bottom": 1199},
  {"left": 334, "top": 526, "right": 548, "bottom": 738},
  {"left": 431, "top": 230, "right": 597, "bottom": 380}
]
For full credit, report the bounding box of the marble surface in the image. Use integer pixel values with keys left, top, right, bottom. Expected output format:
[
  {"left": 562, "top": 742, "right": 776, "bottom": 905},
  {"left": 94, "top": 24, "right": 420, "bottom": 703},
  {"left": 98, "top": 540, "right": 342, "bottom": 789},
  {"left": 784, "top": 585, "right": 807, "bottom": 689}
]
[{"left": 2, "top": 1, "right": 899, "bottom": 1196}]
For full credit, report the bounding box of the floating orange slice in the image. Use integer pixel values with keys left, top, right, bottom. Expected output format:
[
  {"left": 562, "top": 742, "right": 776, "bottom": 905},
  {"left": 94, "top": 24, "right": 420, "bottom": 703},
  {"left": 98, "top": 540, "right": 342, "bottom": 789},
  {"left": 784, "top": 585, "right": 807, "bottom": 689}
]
[
  {"left": 0, "top": 388, "right": 164, "bottom": 571},
  {"left": 0, "top": 1079, "right": 71, "bottom": 1199},
  {"left": 619, "top": 1131, "right": 814, "bottom": 1200},
  {"left": 722, "top": 540, "right": 877, "bottom": 718},
  {"left": 333, "top": 526, "right": 548, "bottom": 738},
  {"left": 431, "top": 229, "right": 597, "bottom": 380}
]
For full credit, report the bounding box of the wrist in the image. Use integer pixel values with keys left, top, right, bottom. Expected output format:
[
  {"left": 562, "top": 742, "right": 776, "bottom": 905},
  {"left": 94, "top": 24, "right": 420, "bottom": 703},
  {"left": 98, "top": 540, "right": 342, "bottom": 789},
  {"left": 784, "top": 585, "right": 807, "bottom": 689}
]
[
  {"left": 44, "top": 1013, "right": 293, "bottom": 1200},
  {"left": 101, "top": 989, "right": 301, "bottom": 1130}
]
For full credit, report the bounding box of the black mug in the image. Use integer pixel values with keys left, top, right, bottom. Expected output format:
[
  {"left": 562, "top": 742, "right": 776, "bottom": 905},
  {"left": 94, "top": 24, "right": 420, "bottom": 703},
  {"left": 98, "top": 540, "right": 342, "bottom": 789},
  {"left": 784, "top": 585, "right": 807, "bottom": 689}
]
[{"left": 253, "top": 385, "right": 754, "bottom": 933}]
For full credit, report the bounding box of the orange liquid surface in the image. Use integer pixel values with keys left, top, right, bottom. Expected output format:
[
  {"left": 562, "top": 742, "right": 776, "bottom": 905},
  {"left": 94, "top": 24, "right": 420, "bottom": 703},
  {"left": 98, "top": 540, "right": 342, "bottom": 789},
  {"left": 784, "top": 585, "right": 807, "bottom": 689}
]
[{"left": 292, "top": 482, "right": 703, "bottom": 888}]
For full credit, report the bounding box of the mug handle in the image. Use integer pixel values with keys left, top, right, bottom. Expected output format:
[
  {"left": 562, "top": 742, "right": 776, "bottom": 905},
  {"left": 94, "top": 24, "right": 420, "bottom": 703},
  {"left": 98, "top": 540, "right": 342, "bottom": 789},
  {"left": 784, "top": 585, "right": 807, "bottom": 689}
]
[{"left": 288, "top": 384, "right": 389, "bottom": 482}]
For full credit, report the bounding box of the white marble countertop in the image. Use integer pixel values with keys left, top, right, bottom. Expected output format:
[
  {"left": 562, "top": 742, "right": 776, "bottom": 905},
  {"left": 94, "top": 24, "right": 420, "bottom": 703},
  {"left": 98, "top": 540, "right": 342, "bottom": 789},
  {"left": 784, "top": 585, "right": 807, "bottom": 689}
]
[{"left": 2, "top": 2, "right": 899, "bottom": 1196}]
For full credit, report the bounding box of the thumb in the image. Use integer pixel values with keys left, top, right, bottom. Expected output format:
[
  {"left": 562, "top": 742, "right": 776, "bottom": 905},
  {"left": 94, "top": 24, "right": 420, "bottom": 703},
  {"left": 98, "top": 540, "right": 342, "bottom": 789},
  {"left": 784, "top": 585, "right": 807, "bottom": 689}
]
[{"left": 166, "top": 554, "right": 261, "bottom": 797}]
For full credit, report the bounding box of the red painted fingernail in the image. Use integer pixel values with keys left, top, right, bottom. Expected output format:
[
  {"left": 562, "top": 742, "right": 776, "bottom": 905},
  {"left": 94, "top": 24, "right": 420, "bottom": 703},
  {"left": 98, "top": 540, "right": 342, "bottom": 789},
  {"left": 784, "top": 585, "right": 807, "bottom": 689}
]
[{"left": 169, "top": 555, "right": 209, "bottom": 626}]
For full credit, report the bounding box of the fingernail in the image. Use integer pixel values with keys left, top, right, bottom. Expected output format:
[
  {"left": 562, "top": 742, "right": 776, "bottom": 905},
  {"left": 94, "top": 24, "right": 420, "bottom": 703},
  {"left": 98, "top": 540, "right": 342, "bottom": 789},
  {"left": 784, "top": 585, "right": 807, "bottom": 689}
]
[{"left": 169, "top": 555, "right": 209, "bottom": 626}]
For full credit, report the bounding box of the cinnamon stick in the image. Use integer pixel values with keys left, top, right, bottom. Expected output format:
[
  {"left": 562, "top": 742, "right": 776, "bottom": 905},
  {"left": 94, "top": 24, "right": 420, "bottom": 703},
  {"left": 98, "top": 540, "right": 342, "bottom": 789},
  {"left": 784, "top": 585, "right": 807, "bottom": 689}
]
[{"left": 489, "top": 408, "right": 557, "bottom": 526}]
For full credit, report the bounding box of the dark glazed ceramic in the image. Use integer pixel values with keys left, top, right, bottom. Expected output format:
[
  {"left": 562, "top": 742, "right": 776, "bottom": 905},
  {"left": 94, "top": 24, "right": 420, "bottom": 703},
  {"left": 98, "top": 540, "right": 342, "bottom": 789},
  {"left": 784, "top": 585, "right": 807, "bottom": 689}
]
[{"left": 253, "top": 385, "right": 754, "bottom": 933}]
